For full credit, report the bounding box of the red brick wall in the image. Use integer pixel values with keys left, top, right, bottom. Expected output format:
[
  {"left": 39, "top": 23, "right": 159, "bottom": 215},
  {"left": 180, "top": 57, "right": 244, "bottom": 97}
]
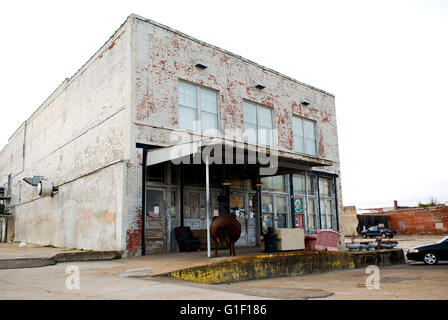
[
  {"left": 126, "top": 207, "right": 142, "bottom": 256},
  {"left": 385, "top": 206, "right": 448, "bottom": 234}
]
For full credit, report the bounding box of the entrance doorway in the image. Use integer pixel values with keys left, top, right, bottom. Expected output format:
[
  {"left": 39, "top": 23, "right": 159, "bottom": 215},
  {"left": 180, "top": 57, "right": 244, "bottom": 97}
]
[
  {"left": 230, "top": 192, "right": 257, "bottom": 247},
  {"left": 261, "top": 193, "right": 290, "bottom": 233},
  {"left": 145, "top": 188, "right": 167, "bottom": 253}
]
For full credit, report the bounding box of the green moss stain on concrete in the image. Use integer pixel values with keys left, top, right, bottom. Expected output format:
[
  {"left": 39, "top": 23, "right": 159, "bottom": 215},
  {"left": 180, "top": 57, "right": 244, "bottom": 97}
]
[{"left": 163, "top": 249, "right": 405, "bottom": 284}]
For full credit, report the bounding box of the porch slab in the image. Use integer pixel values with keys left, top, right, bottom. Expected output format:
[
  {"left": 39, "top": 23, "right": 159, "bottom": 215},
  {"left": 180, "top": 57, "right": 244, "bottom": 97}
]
[
  {"left": 157, "top": 249, "right": 405, "bottom": 284},
  {"left": 0, "top": 242, "right": 121, "bottom": 269}
]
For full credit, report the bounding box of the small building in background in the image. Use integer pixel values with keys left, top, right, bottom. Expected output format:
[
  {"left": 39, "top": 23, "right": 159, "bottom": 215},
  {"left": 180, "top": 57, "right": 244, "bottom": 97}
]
[{"left": 356, "top": 200, "right": 448, "bottom": 235}]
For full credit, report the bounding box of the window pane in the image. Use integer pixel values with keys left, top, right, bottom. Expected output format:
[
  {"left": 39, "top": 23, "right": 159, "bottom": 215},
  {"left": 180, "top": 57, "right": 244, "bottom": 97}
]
[
  {"left": 200, "top": 88, "right": 217, "bottom": 114},
  {"left": 307, "top": 175, "right": 317, "bottom": 195},
  {"left": 293, "top": 117, "right": 303, "bottom": 137},
  {"left": 293, "top": 173, "right": 305, "bottom": 194},
  {"left": 258, "top": 106, "right": 273, "bottom": 129},
  {"left": 243, "top": 102, "right": 257, "bottom": 125},
  {"left": 178, "top": 106, "right": 196, "bottom": 131},
  {"left": 262, "top": 195, "right": 274, "bottom": 233},
  {"left": 303, "top": 119, "right": 315, "bottom": 140},
  {"left": 261, "top": 175, "right": 285, "bottom": 192},
  {"left": 258, "top": 126, "right": 273, "bottom": 146},
  {"left": 326, "top": 199, "right": 333, "bottom": 229},
  {"left": 294, "top": 134, "right": 304, "bottom": 153},
  {"left": 303, "top": 119, "right": 316, "bottom": 155},
  {"left": 179, "top": 82, "right": 196, "bottom": 108},
  {"left": 319, "top": 177, "right": 332, "bottom": 197},
  {"left": 320, "top": 199, "right": 327, "bottom": 229},
  {"left": 305, "top": 138, "right": 316, "bottom": 156},
  {"left": 307, "top": 199, "right": 316, "bottom": 229},
  {"left": 202, "top": 112, "right": 219, "bottom": 136},
  {"left": 293, "top": 117, "right": 304, "bottom": 153},
  {"left": 244, "top": 123, "right": 257, "bottom": 144},
  {"left": 276, "top": 196, "right": 287, "bottom": 212}
]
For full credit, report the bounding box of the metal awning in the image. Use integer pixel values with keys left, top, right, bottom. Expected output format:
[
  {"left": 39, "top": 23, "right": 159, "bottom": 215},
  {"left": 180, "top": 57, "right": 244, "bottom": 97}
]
[{"left": 146, "top": 138, "right": 334, "bottom": 171}]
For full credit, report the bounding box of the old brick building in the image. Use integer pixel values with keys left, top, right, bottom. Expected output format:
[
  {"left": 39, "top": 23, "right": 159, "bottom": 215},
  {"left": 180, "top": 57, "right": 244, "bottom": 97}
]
[{"left": 0, "top": 14, "right": 342, "bottom": 256}]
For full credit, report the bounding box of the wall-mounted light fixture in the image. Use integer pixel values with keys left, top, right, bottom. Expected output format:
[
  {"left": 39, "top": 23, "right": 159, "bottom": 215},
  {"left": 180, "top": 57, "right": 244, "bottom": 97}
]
[
  {"left": 37, "top": 180, "right": 58, "bottom": 197},
  {"left": 255, "top": 83, "right": 266, "bottom": 90},
  {"left": 23, "top": 176, "right": 44, "bottom": 186},
  {"left": 194, "top": 61, "right": 208, "bottom": 69},
  {"left": 222, "top": 179, "right": 231, "bottom": 186}
]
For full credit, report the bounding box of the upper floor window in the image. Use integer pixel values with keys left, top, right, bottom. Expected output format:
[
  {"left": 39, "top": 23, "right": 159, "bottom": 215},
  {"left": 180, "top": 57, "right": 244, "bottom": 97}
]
[
  {"left": 243, "top": 101, "right": 274, "bottom": 147},
  {"left": 178, "top": 81, "right": 219, "bottom": 135},
  {"left": 293, "top": 116, "right": 317, "bottom": 156}
]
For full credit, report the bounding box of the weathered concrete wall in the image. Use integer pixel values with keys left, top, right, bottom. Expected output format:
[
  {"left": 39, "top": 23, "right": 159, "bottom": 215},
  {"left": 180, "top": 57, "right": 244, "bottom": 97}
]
[
  {"left": 164, "top": 249, "right": 405, "bottom": 284},
  {"left": 342, "top": 206, "right": 359, "bottom": 237},
  {"left": 386, "top": 206, "right": 448, "bottom": 234},
  {"left": 0, "top": 18, "right": 133, "bottom": 251}
]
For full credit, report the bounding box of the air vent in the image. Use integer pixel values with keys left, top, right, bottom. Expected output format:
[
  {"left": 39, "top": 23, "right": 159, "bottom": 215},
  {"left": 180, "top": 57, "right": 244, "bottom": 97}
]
[
  {"left": 300, "top": 98, "right": 310, "bottom": 106},
  {"left": 194, "top": 61, "right": 208, "bottom": 69}
]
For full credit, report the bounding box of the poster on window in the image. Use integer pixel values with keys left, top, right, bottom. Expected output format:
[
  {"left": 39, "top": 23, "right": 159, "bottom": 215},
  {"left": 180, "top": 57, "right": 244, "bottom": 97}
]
[
  {"left": 295, "top": 214, "right": 303, "bottom": 228},
  {"left": 294, "top": 198, "right": 303, "bottom": 214}
]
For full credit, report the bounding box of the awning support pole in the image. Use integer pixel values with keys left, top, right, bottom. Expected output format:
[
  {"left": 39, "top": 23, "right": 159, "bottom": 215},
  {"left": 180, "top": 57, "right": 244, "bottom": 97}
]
[
  {"left": 205, "top": 155, "right": 211, "bottom": 258},
  {"left": 141, "top": 147, "right": 148, "bottom": 256}
]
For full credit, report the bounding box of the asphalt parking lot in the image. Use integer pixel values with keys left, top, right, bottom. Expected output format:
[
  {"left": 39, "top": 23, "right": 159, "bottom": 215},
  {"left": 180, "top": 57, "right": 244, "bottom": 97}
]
[{"left": 0, "top": 235, "right": 446, "bottom": 300}]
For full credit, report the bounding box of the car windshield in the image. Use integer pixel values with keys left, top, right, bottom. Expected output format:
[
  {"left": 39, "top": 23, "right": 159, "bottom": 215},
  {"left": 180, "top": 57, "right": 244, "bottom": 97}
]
[{"left": 436, "top": 236, "right": 448, "bottom": 244}]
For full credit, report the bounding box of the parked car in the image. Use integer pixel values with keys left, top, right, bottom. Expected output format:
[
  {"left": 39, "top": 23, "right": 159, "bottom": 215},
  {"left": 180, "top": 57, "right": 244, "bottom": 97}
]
[
  {"left": 407, "top": 236, "right": 448, "bottom": 265},
  {"left": 361, "top": 226, "right": 397, "bottom": 239}
]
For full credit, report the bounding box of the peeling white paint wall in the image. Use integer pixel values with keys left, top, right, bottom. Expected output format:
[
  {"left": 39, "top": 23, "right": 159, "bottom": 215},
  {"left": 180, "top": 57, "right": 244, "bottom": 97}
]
[{"left": 0, "top": 18, "right": 132, "bottom": 251}]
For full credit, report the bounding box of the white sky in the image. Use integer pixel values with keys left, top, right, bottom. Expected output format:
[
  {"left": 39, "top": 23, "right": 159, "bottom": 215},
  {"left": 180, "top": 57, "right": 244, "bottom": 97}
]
[{"left": 0, "top": 0, "right": 447, "bottom": 209}]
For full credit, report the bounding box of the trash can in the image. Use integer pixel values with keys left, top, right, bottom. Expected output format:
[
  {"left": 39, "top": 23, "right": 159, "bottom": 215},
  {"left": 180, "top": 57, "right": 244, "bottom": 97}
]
[{"left": 263, "top": 227, "right": 278, "bottom": 253}]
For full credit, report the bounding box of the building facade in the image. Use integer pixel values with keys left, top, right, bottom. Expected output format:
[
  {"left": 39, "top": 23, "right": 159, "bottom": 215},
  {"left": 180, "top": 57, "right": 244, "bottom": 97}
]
[{"left": 0, "top": 15, "right": 342, "bottom": 256}]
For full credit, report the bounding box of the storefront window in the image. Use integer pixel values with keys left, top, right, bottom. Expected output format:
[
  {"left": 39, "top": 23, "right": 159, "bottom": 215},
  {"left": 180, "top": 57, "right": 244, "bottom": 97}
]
[
  {"left": 146, "top": 162, "right": 166, "bottom": 183},
  {"left": 261, "top": 175, "right": 286, "bottom": 193},
  {"left": 276, "top": 196, "right": 288, "bottom": 228},
  {"left": 308, "top": 199, "right": 316, "bottom": 230},
  {"left": 318, "top": 177, "right": 335, "bottom": 230},
  {"left": 261, "top": 195, "right": 274, "bottom": 233},
  {"left": 293, "top": 174, "right": 305, "bottom": 194},
  {"left": 293, "top": 173, "right": 318, "bottom": 232}
]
